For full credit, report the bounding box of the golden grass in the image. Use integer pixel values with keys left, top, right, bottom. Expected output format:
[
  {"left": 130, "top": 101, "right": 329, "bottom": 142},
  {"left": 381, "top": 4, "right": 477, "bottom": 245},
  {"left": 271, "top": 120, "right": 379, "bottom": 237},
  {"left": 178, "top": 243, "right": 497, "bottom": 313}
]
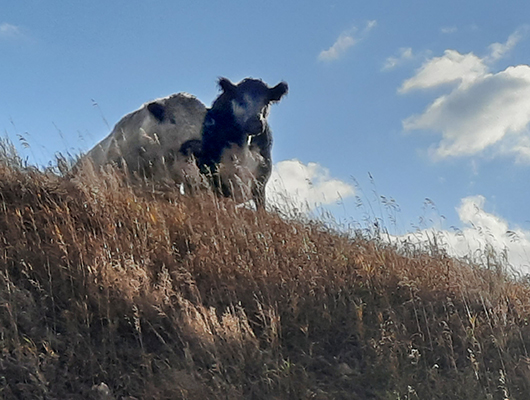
[{"left": 0, "top": 153, "right": 529, "bottom": 399}]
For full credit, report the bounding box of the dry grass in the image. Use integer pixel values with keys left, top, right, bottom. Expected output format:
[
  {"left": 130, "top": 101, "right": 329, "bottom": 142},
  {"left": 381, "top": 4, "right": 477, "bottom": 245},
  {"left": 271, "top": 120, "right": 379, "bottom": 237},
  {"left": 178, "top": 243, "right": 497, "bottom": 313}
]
[{"left": 0, "top": 150, "right": 530, "bottom": 399}]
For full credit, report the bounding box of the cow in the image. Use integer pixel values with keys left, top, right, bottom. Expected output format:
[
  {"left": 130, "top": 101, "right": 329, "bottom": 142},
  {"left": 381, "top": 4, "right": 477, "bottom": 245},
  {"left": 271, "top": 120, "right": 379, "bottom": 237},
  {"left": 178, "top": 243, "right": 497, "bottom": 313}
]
[
  {"left": 196, "top": 77, "right": 288, "bottom": 208},
  {"left": 82, "top": 77, "right": 288, "bottom": 208},
  {"left": 82, "top": 92, "right": 207, "bottom": 190}
]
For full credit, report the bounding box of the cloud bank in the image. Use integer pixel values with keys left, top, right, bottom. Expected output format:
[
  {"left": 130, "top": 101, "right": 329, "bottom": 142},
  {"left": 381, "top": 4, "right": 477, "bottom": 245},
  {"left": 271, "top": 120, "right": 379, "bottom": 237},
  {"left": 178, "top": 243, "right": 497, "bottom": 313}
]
[
  {"left": 266, "top": 159, "right": 355, "bottom": 212},
  {"left": 396, "top": 196, "right": 530, "bottom": 274},
  {"left": 401, "top": 28, "right": 530, "bottom": 162}
]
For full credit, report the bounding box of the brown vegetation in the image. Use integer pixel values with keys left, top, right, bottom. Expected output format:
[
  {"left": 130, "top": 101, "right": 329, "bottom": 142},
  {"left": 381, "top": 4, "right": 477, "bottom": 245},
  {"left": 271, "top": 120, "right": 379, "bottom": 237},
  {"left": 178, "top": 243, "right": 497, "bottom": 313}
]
[{"left": 1, "top": 150, "right": 530, "bottom": 399}]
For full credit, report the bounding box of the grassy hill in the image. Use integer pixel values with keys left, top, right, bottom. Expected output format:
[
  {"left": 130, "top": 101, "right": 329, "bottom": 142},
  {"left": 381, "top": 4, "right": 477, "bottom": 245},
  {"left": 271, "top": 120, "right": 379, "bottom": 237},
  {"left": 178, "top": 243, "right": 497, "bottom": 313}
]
[{"left": 0, "top": 149, "right": 529, "bottom": 399}]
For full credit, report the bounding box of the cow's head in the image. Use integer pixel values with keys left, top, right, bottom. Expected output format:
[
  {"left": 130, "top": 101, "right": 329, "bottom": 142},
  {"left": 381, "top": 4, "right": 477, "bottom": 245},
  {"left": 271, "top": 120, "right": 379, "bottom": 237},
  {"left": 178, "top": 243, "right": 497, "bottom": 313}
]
[{"left": 218, "top": 78, "right": 288, "bottom": 136}]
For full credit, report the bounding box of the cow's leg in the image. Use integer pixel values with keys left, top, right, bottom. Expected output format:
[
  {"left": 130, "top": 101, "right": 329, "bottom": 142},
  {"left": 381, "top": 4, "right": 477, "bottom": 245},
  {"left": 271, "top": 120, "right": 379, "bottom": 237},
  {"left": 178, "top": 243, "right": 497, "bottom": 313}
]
[
  {"left": 252, "top": 160, "right": 271, "bottom": 209},
  {"left": 252, "top": 182, "right": 266, "bottom": 209}
]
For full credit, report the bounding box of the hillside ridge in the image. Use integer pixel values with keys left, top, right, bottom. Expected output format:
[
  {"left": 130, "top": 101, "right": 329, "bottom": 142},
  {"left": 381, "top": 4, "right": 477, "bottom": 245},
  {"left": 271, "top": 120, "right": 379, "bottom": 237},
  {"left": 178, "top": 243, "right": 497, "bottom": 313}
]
[{"left": 0, "top": 158, "right": 529, "bottom": 399}]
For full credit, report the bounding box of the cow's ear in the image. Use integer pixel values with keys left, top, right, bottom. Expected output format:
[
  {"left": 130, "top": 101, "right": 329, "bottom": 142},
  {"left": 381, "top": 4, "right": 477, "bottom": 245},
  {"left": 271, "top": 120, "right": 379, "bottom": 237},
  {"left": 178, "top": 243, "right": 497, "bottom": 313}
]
[
  {"left": 218, "top": 77, "right": 236, "bottom": 94},
  {"left": 147, "top": 102, "right": 166, "bottom": 122},
  {"left": 269, "top": 82, "right": 288, "bottom": 102}
]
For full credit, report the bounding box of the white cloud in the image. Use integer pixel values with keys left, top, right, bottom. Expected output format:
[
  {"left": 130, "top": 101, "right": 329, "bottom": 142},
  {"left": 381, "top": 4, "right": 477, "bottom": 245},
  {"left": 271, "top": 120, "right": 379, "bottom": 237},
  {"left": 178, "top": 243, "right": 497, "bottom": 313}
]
[
  {"left": 404, "top": 66, "right": 530, "bottom": 159},
  {"left": 266, "top": 159, "right": 355, "bottom": 212},
  {"left": 441, "top": 26, "right": 458, "bottom": 34},
  {"left": 318, "top": 21, "right": 377, "bottom": 62},
  {"left": 0, "top": 23, "right": 21, "bottom": 38},
  {"left": 396, "top": 196, "right": 530, "bottom": 274},
  {"left": 383, "top": 47, "right": 414, "bottom": 70},
  {"left": 509, "top": 135, "right": 530, "bottom": 163},
  {"left": 318, "top": 31, "right": 357, "bottom": 62},
  {"left": 401, "top": 29, "right": 530, "bottom": 161},
  {"left": 487, "top": 27, "right": 527, "bottom": 62},
  {"left": 365, "top": 20, "right": 378, "bottom": 32},
  {"left": 399, "top": 50, "right": 487, "bottom": 92}
]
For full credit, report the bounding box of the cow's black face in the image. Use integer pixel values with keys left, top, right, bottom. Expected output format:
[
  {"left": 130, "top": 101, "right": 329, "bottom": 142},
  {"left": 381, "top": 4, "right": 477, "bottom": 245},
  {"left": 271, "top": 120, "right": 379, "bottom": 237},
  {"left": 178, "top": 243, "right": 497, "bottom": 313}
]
[{"left": 219, "top": 78, "right": 288, "bottom": 136}]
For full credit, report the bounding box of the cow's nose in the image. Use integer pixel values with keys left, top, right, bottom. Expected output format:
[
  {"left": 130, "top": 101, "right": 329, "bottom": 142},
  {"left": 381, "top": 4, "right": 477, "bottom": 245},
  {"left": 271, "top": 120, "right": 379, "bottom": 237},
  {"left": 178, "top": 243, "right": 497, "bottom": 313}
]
[{"left": 245, "top": 116, "right": 263, "bottom": 135}]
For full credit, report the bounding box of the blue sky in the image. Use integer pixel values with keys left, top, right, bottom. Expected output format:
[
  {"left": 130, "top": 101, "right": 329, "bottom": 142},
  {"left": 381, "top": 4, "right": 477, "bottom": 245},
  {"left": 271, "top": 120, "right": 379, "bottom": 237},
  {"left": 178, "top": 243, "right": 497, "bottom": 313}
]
[{"left": 1, "top": 1, "right": 529, "bottom": 270}]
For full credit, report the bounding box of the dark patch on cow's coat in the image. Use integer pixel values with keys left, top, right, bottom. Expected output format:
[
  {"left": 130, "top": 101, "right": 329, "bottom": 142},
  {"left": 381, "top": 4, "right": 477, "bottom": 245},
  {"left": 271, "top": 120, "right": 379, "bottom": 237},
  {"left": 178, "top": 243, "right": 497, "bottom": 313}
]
[
  {"left": 180, "top": 139, "right": 202, "bottom": 157},
  {"left": 147, "top": 102, "right": 166, "bottom": 122}
]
